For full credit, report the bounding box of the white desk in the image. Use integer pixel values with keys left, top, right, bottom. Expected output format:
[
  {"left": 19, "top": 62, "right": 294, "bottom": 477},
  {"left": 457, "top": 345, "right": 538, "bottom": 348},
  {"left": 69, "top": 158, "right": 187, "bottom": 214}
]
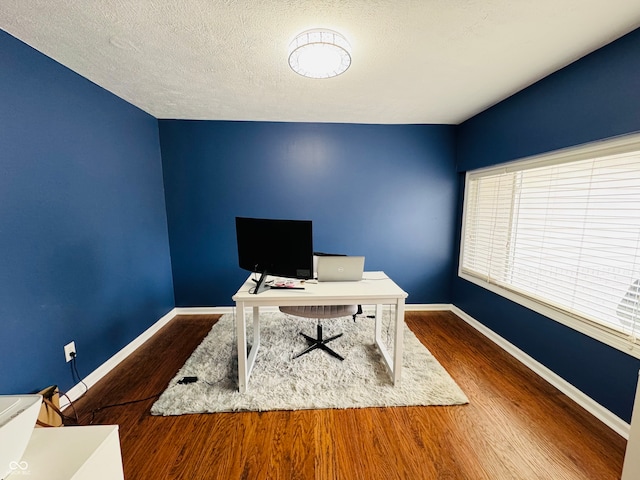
[{"left": 232, "top": 271, "right": 408, "bottom": 393}]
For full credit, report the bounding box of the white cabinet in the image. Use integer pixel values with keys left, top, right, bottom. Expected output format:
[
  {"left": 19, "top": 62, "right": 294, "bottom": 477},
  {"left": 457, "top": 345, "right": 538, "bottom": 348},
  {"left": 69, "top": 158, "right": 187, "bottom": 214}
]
[{"left": 7, "top": 425, "right": 124, "bottom": 479}]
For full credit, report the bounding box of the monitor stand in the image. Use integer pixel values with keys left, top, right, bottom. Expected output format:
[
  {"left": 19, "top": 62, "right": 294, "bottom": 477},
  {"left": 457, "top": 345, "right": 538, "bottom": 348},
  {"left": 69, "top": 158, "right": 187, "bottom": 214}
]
[{"left": 251, "top": 271, "right": 270, "bottom": 294}]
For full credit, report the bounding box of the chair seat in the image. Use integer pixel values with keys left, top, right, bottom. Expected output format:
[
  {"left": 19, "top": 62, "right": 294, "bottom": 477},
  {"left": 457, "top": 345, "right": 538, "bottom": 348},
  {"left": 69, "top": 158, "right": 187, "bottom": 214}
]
[{"left": 279, "top": 304, "right": 358, "bottom": 319}]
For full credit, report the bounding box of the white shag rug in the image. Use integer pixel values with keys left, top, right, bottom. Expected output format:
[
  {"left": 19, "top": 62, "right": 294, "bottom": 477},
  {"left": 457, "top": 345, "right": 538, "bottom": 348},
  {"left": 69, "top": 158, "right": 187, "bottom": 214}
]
[{"left": 151, "top": 310, "right": 468, "bottom": 415}]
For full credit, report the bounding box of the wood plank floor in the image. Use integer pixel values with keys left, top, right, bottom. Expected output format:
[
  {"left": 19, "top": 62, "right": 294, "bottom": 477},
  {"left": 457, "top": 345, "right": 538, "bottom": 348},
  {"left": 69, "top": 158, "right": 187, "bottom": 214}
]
[{"left": 66, "top": 311, "right": 627, "bottom": 479}]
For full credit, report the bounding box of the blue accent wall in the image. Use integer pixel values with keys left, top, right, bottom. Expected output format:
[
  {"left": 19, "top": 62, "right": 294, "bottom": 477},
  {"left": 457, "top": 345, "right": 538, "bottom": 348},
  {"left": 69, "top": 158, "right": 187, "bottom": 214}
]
[
  {"left": 0, "top": 30, "right": 174, "bottom": 395},
  {"left": 159, "top": 121, "right": 457, "bottom": 307},
  {"left": 454, "top": 28, "right": 640, "bottom": 422}
]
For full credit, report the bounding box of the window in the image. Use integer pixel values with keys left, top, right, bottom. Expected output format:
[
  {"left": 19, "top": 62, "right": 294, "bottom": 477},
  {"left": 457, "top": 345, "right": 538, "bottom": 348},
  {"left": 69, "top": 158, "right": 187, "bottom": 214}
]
[{"left": 460, "top": 133, "right": 640, "bottom": 358}]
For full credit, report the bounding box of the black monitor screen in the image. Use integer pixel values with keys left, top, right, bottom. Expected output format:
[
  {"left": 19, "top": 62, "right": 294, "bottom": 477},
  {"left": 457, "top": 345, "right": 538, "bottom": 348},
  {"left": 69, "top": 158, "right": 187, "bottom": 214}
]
[{"left": 235, "top": 217, "right": 313, "bottom": 280}]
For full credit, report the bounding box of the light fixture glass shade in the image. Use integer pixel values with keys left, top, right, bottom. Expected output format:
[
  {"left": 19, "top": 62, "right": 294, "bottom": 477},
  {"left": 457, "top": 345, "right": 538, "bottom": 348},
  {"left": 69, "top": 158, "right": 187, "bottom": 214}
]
[{"left": 288, "top": 29, "right": 351, "bottom": 79}]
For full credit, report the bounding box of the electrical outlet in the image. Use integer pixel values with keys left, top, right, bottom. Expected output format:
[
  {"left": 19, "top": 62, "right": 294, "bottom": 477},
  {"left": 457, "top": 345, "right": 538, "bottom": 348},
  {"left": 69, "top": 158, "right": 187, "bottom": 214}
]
[{"left": 64, "top": 341, "right": 76, "bottom": 362}]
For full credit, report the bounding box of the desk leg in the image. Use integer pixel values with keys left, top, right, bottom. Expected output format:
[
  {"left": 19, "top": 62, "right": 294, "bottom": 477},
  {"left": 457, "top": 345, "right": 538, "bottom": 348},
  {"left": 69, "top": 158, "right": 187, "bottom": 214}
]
[
  {"left": 374, "top": 302, "right": 404, "bottom": 385},
  {"left": 246, "top": 306, "right": 261, "bottom": 378},
  {"left": 392, "top": 299, "right": 405, "bottom": 384},
  {"left": 237, "top": 304, "right": 261, "bottom": 393},
  {"left": 374, "top": 304, "right": 383, "bottom": 342},
  {"left": 236, "top": 301, "right": 248, "bottom": 393}
]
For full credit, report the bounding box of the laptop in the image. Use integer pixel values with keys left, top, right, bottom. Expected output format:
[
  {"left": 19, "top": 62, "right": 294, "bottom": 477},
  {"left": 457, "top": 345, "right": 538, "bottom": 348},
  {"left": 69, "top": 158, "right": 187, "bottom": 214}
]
[{"left": 316, "top": 256, "right": 365, "bottom": 282}]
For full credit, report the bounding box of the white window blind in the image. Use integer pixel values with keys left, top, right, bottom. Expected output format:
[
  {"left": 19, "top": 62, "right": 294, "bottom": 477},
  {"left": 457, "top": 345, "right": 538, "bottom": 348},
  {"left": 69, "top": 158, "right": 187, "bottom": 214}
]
[{"left": 460, "top": 134, "right": 640, "bottom": 355}]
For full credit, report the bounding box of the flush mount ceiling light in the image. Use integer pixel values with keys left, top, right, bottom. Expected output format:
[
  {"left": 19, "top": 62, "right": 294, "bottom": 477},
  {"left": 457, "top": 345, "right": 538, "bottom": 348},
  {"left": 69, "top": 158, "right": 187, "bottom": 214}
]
[{"left": 288, "top": 29, "right": 351, "bottom": 79}]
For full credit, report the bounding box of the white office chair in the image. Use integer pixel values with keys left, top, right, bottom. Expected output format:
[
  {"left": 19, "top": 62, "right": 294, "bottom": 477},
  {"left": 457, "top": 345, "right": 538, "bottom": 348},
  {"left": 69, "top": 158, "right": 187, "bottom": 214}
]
[{"left": 280, "top": 304, "right": 358, "bottom": 361}]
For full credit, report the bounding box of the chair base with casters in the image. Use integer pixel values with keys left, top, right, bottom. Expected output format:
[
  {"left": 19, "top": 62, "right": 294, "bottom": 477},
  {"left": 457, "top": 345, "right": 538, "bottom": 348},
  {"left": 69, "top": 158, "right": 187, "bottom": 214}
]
[{"left": 280, "top": 304, "right": 359, "bottom": 361}]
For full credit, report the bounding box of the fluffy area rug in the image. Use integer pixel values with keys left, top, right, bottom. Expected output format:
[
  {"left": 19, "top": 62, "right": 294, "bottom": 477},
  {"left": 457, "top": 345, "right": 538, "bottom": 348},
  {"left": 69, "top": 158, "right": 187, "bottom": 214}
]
[{"left": 151, "top": 310, "right": 468, "bottom": 415}]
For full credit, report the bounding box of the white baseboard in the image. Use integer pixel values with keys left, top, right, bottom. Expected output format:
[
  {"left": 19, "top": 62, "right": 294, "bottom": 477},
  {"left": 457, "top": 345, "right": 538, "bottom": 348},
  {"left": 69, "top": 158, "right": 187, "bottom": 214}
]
[
  {"left": 406, "top": 303, "right": 452, "bottom": 311},
  {"left": 60, "top": 303, "right": 632, "bottom": 439},
  {"left": 174, "top": 306, "right": 235, "bottom": 315},
  {"left": 449, "top": 304, "right": 631, "bottom": 439},
  {"left": 60, "top": 308, "right": 179, "bottom": 409}
]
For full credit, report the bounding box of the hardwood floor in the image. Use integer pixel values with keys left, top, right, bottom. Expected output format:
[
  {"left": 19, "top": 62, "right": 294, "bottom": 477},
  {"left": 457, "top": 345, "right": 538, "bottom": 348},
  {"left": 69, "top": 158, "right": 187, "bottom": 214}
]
[{"left": 66, "top": 311, "right": 626, "bottom": 479}]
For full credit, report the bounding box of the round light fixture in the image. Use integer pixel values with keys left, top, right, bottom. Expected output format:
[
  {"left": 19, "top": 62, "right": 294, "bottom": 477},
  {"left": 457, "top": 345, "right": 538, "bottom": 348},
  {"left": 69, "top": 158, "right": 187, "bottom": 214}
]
[{"left": 288, "top": 29, "right": 351, "bottom": 79}]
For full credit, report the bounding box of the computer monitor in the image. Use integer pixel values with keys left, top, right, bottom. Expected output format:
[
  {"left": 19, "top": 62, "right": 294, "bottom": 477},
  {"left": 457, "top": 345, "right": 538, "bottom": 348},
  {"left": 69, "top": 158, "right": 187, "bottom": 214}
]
[{"left": 235, "top": 217, "right": 314, "bottom": 294}]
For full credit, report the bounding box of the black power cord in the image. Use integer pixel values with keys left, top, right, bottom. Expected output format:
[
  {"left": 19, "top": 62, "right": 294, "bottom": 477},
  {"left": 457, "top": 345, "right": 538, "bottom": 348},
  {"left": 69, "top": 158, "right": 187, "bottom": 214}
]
[
  {"left": 86, "top": 393, "right": 163, "bottom": 425},
  {"left": 59, "top": 352, "right": 88, "bottom": 425},
  {"left": 69, "top": 353, "right": 89, "bottom": 393},
  {"left": 64, "top": 351, "right": 164, "bottom": 425}
]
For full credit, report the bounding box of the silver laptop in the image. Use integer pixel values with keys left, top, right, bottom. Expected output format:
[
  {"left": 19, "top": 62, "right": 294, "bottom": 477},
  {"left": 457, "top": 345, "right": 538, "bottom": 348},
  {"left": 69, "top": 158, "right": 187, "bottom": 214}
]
[{"left": 316, "top": 256, "right": 365, "bottom": 282}]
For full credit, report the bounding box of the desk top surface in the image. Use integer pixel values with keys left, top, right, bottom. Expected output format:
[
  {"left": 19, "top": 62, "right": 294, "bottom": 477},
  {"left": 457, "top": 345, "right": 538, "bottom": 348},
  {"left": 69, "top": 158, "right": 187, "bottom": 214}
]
[{"left": 232, "top": 271, "right": 407, "bottom": 305}]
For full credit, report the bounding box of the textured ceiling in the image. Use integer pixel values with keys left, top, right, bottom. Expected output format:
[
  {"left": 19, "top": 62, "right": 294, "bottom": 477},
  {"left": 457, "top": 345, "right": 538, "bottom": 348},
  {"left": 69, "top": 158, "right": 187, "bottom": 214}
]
[{"left": 1, "top": 1, "right": 640, "bottom": 124}]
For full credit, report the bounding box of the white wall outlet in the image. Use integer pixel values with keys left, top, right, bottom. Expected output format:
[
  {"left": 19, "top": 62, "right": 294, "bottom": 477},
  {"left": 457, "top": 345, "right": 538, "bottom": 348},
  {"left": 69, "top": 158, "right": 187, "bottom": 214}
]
[{"left": 64, "top": 341, "right": 76, "bottom": 362}]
